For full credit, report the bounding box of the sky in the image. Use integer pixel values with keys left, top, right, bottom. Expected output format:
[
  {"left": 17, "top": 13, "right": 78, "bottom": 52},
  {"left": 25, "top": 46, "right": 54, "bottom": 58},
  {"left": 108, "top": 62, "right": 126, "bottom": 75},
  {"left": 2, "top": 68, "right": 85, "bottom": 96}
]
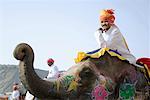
[{"left": 0, "top": 0, "right": 149, "bottom": 71}]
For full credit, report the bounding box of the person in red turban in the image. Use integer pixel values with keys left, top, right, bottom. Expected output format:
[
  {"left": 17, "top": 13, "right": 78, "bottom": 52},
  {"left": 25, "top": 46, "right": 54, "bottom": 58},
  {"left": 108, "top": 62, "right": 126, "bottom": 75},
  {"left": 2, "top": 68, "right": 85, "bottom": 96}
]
[
  {"left": 46, "top": 58, "right": 59, "bottom": 79},
  {"left": 47, "top": 58, "right": 54, "bottom": 66}
]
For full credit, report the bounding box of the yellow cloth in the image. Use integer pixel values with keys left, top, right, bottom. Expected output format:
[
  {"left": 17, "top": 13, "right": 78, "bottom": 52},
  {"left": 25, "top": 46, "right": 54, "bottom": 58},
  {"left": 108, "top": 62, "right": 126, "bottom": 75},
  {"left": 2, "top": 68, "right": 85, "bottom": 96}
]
[{"left": 74, "top": 48, "right": 125, "bottom": 63}]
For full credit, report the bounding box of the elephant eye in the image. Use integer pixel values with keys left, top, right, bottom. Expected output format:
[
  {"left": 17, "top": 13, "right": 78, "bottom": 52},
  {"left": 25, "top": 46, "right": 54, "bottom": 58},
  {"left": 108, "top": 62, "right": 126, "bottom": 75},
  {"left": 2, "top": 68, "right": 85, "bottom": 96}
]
[
  {"left": 84, "top": 69, "right": 90, "bottom": 73},
  {"left": 83, "top": 69, "right": 93, "bottom": 77},
  {"left": 79, "top": 67, "right": 95, "bottom": 79}
]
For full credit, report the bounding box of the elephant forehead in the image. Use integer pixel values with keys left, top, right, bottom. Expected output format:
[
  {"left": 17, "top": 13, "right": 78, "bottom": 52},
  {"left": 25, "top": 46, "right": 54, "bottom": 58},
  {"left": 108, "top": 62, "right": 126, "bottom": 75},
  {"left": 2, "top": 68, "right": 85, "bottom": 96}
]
[{"left": 65, "top": 61, "right": 96, "bottom": 77}]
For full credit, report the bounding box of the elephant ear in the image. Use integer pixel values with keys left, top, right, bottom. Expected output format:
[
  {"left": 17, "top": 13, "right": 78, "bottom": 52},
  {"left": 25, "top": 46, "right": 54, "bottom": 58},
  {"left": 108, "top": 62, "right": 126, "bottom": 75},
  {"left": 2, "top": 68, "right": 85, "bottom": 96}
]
[{"left": 77, "top": 60, "right": 97, "bottom": 91}]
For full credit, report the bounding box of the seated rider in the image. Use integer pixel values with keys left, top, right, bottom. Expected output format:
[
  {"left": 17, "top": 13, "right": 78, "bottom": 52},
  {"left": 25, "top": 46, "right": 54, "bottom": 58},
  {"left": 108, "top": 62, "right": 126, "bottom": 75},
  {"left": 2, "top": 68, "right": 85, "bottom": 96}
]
[
  {"left": 46, "top": 58, "right": 59, "bottom": 79},
  {"left": 94, "top": 9, "right": 140, "bottom": 67}
]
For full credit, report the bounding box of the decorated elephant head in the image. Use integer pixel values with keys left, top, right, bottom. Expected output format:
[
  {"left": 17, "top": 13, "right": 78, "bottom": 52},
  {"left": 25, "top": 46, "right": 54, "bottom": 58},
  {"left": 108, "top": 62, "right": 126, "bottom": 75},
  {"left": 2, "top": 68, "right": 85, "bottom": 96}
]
[{"left": 13, "top": 43, "right": 149, "bottom": 99}]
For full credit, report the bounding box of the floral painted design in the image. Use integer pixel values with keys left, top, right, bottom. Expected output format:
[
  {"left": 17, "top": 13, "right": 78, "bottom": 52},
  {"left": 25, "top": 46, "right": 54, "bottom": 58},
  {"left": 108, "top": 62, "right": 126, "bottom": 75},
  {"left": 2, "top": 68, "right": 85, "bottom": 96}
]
[
  {"left": 92, "top": 85, "right": 108, "bottom": 100},
  {"left": 119, "top": 83, "right": 135, "bottom": 100},
  {"left": 67, "top": 80, "right": 78, "bottom": 92},
  {"left": 105, "top": 77, "right": 115, "bottom": 93},
  {"left": 63, "top": 75, "right": 75, "bottom": 88}
]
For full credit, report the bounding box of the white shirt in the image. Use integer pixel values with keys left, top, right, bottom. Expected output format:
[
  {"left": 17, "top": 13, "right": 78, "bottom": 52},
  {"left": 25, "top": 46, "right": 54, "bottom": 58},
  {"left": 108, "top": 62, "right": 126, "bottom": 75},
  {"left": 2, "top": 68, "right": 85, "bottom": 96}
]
[
  {"left": 95, "top": 24, "right": 136, "bottom": 64},
  {"left": 11, "top": 90, "right": 20, "bottom": 100},
  {"left": 25, "top": 91, "right": 37, "bottom": 100},
  {"left": 47, "top": 65, "right": 59, "bottom": 79}
]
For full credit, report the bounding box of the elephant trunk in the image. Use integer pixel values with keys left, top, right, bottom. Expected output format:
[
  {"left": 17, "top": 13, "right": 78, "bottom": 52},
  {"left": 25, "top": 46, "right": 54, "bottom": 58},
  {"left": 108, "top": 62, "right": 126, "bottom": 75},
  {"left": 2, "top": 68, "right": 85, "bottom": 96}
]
[{"left": 13, "top": 43, "right": 64, "bottom": 99}]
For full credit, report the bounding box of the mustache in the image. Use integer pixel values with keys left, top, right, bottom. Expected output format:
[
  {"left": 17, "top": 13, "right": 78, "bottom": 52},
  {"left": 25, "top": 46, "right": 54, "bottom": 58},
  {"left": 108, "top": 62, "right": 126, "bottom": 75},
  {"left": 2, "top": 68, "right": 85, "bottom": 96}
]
[{"left": 102, "top": 24, "right": 107, "bottom": 27}]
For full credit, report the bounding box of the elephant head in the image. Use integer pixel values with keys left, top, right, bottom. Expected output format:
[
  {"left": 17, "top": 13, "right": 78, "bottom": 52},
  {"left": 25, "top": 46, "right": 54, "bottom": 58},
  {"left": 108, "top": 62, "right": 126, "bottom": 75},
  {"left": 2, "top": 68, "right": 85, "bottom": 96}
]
[{"left": 13, "top": 43, "right": 149, "bottom": 99}]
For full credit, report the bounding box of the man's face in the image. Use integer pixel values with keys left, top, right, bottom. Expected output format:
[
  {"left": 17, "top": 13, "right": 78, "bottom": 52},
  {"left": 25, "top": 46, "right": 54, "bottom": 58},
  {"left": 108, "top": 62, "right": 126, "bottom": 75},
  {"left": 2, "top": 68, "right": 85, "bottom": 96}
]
[
  {"left": 100, "top": 20, "right": 111, "bottom": 30},
  {"left": 48, "top": 62, "right": 53, "bottom": 66}
]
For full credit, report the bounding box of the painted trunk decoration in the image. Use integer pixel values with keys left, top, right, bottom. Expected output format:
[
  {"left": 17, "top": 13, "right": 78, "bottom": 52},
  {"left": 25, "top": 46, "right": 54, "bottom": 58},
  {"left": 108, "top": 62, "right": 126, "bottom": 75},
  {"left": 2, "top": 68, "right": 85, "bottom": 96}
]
[{"left": 13, "top": 43, "right": 149, "bottom": 100}]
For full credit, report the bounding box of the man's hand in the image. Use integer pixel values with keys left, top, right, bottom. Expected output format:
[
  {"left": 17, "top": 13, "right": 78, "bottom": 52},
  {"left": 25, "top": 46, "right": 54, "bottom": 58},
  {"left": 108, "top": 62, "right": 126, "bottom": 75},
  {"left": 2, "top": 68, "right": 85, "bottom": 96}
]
[{"left": 98, "top": 28, "right": 104, "bottom": 33}]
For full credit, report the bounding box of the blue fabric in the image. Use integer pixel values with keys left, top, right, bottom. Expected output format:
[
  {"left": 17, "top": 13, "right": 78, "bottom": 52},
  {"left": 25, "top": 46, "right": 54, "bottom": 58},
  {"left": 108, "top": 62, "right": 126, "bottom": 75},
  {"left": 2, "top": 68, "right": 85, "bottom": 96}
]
[
  {"left": 87, "top": 48, "right": 101, "bottom": 54},
  {"left": 87, "top": 48, "right": 121, "bottom": 56},
  {"left": 108, "top": 49, "right": 121, "bottom": 56}
]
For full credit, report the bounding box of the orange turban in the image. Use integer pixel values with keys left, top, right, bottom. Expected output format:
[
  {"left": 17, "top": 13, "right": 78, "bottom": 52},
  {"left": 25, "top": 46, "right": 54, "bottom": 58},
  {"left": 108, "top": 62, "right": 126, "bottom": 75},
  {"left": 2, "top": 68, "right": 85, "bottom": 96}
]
[{"left": 100, "top": 9, "right": 115, "bottom": 24}]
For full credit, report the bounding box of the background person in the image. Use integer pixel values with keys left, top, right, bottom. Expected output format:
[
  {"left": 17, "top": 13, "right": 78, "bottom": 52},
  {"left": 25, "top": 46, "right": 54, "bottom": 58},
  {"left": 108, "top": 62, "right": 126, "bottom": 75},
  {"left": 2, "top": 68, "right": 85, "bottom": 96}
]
[
  {"left": 46, "top": 58, "right": 59, "bottom": 79},
  {"left": 11, "top": 83, "right": 20, "bottom": 100}
]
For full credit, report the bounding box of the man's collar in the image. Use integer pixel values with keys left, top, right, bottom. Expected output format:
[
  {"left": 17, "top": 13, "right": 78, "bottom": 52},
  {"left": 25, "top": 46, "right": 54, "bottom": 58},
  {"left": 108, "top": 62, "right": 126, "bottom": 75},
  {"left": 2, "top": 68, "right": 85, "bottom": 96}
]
[{"left": 104, "top": 25, "right": 114, "bottom": 34}]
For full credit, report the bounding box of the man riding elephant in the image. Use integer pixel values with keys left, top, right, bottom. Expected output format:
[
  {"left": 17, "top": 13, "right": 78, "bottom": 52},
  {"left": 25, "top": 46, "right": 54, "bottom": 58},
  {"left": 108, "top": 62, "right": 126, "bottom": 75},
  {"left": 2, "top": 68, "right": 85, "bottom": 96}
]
[{"left": 94, "top": 9, "right": 142, "bottom": 68}]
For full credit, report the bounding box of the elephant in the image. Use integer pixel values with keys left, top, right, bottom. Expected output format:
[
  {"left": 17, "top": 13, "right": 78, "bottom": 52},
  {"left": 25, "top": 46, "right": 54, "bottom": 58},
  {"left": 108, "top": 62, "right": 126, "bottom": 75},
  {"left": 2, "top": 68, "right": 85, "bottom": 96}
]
[{"left": 13, "top": 43, "right": 149, "bottom": 100}]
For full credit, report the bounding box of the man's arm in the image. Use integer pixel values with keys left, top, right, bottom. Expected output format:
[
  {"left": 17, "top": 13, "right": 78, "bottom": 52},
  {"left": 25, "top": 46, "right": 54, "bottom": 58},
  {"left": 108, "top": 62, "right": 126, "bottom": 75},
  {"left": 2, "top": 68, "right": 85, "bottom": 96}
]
[
  {"left": 94, "top": 29, "right": 106, "bottom": 48},
  {"left": 106, "top": 28, "right": 129, "bottom": 52}
]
